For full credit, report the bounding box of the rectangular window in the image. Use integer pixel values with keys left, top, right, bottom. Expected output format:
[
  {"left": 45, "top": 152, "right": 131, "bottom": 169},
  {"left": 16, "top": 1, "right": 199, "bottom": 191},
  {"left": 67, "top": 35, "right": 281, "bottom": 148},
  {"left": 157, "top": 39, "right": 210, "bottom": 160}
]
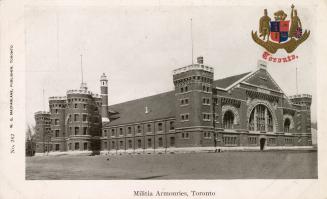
[
  {"left": 75, "top": 127, "right": 79, "bottom": 135},
  {"left": 137, "top": 125, "right": 142, "bottom": 134},
  {"left": 181, "top": 114, "right": 190, "bottom": 121},
  {"left": 185, "top": 98, "right": 189, "bottom": 104},
  {"left": 75, "top": 142, "right": 79, "bottom": 150},
  {"left": 158, "top": 137, "right": 163, "bottom": 147},
  {"left": 74, "top": 104, "right": 78, "bottom": 108},
  {"left": 128, "top": 140, "right": 132, "bottom": 149},
  {"left": 203, "top": 113, "right": 211, "bottom": 121},
  {"left": 170, "top": 137, "right": 175, "bottom": 147},
  {"left": 170, "top": 121, "right": 175, "bottom": 130},
  {"left": 203, "top": 132, "right": 211, "bottom": 139},
  {"left": 104, "top": 142, "right": 107, "bottom": 150},
  {"left": 268, "top": 138, "right": 276, "bottom": 145},
  {"left": 112, "top": 141, "right": 115, "bottom": 149},
  {"left": 55, "top": 144, "right": 60, "bottom": 151},
  {"left": 111, "top": 129, "right": 115, "bottom": 136},
  {"left": 147, "top": 124, "right": 151, "bottom": 132},
  {"left": 223, "top": 136, "right": 237, "bottom": 146},
  {"left": 74, "top": 114, "right": 79, "bottom": 121},
  {"left": 147, "top": 138, "right": 152, "bottom": 148},
  {"left": 83, "top": 104, "right": 87, "bottom": 110},
  {"left": 55, "top": 130, "right": 59, "bottom": 137},
  {"left": 82, "top": 114, "right": 87, "bottom": 122},
  {"left": 137, "top": 139, "right": 142, "bottom": 148},
  {"left": 119, "top": 141, "right": 123, "bottom": 148},
  {"left": 54, "top": 119, "right": 59, "bottom": 125},
  {"left": 128, "top": 127, "right": 132, "bottom": 134},
  {"left": 55, "top": 109, "right": 58, "bottom": 114},
  {"left": 158, "top": 123, "right": 163, "bottom": 131},
  {"left": 248, "top": 137, "right": 257, "bottom": 145},
  {"left": 83, "top": 127, "right": 87, "bottom": 135},
  {"left": 119, "top": 128, "right": 123, "bottom": 136},
  {"left": 83, "top": 142, "right": 88, "bottom": 150}
]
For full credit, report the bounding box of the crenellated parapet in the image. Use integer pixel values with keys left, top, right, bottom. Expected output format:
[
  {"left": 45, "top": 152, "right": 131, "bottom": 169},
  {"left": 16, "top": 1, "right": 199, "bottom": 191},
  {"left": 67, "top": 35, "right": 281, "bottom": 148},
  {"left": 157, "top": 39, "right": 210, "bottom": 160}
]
[
  {"left": 34, "top": 111, "right": 50, "bottom": 115},
  {"left": 173, "top": 64, "right": 214, "bottom": 75},
  {"left": 49, "top": 96, "right": 67, "bottom": 101},
  {"left": 67, "top": 89, "right": 93, "bottom": 95}
]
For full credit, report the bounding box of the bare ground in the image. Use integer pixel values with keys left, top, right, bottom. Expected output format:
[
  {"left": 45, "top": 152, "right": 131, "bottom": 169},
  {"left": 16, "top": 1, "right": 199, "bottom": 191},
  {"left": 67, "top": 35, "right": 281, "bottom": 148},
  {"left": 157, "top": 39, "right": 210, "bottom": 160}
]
[{"left": 26, "top": 150, "right": 317, "bottom": 180}]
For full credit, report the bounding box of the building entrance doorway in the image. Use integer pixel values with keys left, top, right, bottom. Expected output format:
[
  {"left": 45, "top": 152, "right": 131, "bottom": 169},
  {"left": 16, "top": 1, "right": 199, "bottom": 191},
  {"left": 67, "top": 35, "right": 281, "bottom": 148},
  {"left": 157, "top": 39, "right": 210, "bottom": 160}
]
[{"left": 260, "top": 138, "right": 266, "bottom": 150}]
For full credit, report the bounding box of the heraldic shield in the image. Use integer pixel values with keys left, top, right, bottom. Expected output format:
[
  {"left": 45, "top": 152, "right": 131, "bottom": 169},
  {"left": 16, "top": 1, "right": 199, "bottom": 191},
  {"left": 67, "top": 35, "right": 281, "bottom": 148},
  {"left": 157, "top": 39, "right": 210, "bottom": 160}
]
[
  {"left": 251, "top": 4, "right": 310, "bottom": 53},
  {"left": 270, "top": 20, "right": 290, "bottom": 43}
]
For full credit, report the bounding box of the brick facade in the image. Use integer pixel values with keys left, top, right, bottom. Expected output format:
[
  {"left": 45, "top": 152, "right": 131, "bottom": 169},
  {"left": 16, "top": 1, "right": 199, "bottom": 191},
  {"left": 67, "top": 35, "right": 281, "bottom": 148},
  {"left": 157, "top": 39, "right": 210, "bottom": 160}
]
[{"left": 34, "top": 59, "right": 312, "bottom": 154}]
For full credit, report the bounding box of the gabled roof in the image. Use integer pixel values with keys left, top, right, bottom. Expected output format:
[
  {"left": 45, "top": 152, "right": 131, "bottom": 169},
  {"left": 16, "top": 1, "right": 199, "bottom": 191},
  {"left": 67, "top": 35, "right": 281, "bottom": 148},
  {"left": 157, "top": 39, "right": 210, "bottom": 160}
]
[
  {"left": 213, "top": 72, "right": 251, "bottom": 89},
  {"left": 104, "top": 68, "right": 287, "bottom": 127},
  {"left": 105, "top": 91, "right": 176, "bottom": 127}
]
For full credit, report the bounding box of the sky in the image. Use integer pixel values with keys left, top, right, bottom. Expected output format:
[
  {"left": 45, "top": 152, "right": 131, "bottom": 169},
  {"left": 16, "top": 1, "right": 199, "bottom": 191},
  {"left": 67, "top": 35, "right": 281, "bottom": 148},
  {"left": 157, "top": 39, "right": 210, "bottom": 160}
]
[{"left": 25, "top": 4, "right": 317, "bottom": 127}]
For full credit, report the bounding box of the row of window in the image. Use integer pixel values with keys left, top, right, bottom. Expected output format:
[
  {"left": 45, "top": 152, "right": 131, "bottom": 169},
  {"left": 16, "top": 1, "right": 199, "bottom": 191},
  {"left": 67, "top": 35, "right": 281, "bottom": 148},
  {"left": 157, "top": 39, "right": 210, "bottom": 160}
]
[
  {"left": 67, "top": 142, "right": 88, "bottom": 150},
  {"left": 67, "top": 98, "right": 89, "bottom": 103},
  {"left": 202, "top": 98, "right": 210, "bottom": 105},
  {"left": 180, "top": 86, "right": 189, "bottom": 93},
  {"left": 248, "top": 136, "right": 257, "bottom": 145},
  {"left": 174, "top": 76, "right": 213, "bottom": 85},
  {"left": 35, "top": 117, "right": 50, "bottom": 121},
  {"left": 68, "top": 127, "right": 88, "bottom": 135},
  {"left": 106, "top": 137, "right": 175, "bottom": 149},
  {"left": 202, "top": 85, "right": 210, "bottom": 92},
  {"left": 49, "top": 104, "right": 66, "bottom": 108},
  {"left": 181, "top": 114, "right": 189, "bottom": 121},
  {"left": 203, "top": 113, "right": 211, "bottom": 121},
  {"left": 223, "top": 136, "right": 238, "bottom": 146},
  {"left": 181, "top": 132, "right": 190, "bottom": 139},
  {"left": 103, "top": 121, "right": 175, "bottom": 137},
  {"left": 268, "top": 138, "right": 277, "bottom": 145},
  {"left": 285, "top": 138, "right": 293, "bottom": 144},
  {"left": 180, "top": 98, "right": 189, "bottom": 105},
  {"left": 203, "top": 132, "right": 212, "bottom": 139}
]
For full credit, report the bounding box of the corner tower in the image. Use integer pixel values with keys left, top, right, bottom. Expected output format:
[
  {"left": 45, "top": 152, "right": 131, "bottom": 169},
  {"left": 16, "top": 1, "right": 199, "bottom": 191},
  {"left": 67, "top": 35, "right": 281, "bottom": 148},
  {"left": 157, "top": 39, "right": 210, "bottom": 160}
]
[
  {"left": 173, "top": 56, "right": 214, "bottom": 147},
  {"left": 289, "top": 94, "right": 312, "bottom": 145},
  {"left": 34, "top": 111, "right": 51, "bottom": 153},
  {"left": 100, "top": 73, "right": 109, "bottom": 122}
]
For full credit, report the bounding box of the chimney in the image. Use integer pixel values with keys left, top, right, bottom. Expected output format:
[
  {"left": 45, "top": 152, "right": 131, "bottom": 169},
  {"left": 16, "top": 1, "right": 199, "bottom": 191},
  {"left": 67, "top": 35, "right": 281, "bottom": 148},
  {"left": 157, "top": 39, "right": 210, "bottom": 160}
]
[{"left": 197, "top": 56, "right": 204, "bottom": 64}]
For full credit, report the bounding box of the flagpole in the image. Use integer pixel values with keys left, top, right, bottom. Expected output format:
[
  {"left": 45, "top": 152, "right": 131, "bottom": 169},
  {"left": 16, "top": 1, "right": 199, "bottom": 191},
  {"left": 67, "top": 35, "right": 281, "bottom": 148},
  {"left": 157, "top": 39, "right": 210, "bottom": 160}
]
[
  {"left": 190, "top": 18, "right": 194, "bottom": 66},
  {"left": 295, "top": 64, "right": 299, "bottom": 95}
]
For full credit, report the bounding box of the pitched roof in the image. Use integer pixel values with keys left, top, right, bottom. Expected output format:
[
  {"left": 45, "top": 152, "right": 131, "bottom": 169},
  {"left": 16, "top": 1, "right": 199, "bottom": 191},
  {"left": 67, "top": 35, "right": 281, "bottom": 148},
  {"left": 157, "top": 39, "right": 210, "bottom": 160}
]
[
  {"left": 105, "top": 91, "right": 176, "bottom": 126},
  {"left": 213, "top": 72, "right": 251, "bottom": 89},
  {"left": 105, "top": 71, "right": 252, "bottom": 127}
]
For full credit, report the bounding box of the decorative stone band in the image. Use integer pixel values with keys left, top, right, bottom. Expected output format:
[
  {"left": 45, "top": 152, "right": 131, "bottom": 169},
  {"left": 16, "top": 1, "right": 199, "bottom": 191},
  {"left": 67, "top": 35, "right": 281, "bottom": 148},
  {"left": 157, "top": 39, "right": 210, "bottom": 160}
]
[
  {"left": 289, "top": 94, "right": 312, "bottom": 99},
  {"left": 173, "top": 64, "right": 214, "bottom": 75}
]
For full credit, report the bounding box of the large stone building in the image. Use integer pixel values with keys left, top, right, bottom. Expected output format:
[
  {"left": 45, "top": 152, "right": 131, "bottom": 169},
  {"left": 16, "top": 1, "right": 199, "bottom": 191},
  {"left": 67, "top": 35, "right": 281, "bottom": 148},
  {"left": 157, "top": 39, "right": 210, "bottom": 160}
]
[{"left": 34, "top": 58, "right": 312, "bottom": 154}]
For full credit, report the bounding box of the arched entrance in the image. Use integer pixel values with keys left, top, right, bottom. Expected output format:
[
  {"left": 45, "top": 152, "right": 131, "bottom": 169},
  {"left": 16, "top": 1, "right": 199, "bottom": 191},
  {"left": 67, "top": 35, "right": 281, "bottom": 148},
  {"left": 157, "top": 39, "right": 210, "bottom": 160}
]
[{"left": 260, "top": 138, "right": 266, "bottom": 150}]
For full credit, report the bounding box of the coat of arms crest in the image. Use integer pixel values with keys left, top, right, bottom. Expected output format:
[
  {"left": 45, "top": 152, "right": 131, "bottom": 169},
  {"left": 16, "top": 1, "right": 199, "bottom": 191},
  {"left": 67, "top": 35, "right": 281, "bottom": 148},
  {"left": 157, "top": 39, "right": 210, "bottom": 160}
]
[{"left": 251, "top": 4, "right": 310, "bottom": 54}]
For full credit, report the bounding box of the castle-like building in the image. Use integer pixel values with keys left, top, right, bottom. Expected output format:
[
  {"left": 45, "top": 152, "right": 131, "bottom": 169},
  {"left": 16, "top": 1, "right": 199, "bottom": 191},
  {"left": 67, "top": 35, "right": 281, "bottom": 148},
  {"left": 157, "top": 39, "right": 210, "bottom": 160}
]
[{"left": 34, "top": 57, "right": 312, "bottom": 154}]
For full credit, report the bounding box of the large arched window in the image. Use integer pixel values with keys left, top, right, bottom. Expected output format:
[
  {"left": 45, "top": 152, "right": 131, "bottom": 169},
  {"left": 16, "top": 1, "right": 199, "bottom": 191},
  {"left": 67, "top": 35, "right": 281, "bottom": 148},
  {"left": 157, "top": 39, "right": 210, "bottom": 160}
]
[
  {"left": 284, "top": 118, "right": 290, "bottom": 132},
  {"left": 249, "top": 104, "right": 273, "bottom": 132},
  {"left": 223, "top": 111, "right": 234, "bottom": 129}
]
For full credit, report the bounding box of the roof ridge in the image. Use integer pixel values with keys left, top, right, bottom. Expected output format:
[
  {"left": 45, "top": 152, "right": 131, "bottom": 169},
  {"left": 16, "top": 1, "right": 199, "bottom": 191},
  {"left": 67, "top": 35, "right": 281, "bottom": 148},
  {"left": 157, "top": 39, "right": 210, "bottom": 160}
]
[{"left": 109, "top": 90, "right": 174, "bottom": 107}]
